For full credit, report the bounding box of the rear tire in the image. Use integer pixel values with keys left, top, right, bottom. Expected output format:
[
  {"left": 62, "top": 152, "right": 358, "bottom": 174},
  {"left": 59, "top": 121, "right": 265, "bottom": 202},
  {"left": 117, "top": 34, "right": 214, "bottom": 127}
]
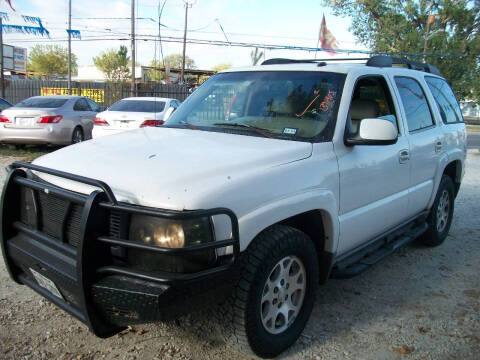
[
  {"left": 71, "top": 127, "right": 84, "bottom": 144},
  {"left": 420, "top": 174, "right": 455, "bottom": 247},
  {"left": 221, "top": 225, "right": 319, "bottom": 358}
]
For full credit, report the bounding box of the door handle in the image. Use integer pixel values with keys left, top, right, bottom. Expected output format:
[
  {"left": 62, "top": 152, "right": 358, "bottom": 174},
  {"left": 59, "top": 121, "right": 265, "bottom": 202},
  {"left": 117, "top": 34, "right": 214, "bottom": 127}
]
[
  {"left": 435, "top": 141, "right": 442, "bottom": 153},
  {"left": 398, "top": 149, "right": 410, "bottom": 164}
]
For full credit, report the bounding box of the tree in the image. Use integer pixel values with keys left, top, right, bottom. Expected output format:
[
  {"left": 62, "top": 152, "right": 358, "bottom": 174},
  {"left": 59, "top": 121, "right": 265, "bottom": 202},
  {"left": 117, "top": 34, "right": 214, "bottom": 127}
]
[
  {"left": 146, "top": 59, "right": 164, "bottom": 82},
  {"left": 163, "top": 54, "right": 196, "bottom": 69},
  {"left": 212, "top": 62, "right": 232, "bottom": 72},
  {"left": 250, "top": 47, "right": 264, "bottom": 66},
  {"left": 322, "top": 0, "right": 480, "bottom": 101},
  {"left": 93, "top": 45, "right": 130, "bottom": 82},
  {"left": 28, "top": 45, "right": 78, "bottom": 78}
]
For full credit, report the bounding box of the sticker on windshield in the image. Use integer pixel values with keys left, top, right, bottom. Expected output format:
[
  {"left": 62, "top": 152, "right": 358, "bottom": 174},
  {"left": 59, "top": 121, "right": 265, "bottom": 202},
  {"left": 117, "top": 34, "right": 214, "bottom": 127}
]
[{"left": 283, "top": 127, "right": 298, "bottom": 135}]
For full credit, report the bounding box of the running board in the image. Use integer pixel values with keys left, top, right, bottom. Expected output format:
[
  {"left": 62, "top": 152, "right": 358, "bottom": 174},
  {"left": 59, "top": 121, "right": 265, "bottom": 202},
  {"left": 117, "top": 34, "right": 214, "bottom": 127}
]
[{"left": 331, "top": 218, "right": 428, "bottom": 279}]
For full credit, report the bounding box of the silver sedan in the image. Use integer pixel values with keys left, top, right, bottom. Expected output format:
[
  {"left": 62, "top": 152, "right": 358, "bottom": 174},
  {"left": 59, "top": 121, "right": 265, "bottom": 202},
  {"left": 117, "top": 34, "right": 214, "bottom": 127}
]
[{"left": 0, "top": 95, "right": 100, "bottom": 145}]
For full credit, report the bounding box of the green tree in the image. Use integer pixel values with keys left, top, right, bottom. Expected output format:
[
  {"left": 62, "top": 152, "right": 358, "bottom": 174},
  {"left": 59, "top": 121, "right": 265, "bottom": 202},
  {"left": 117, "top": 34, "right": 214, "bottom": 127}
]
[
  {"left": 146, "top": 59, "right": 164, "bottom": 82},
  {"left": 93, "top": 45, "right": 130, "bottom": 82},
  {"left": 164, "top": 54, "right": 196, "bottom": 69},
  {"left": 212, "top": 62, "right": 232, "bottom": 72},
  {"left": 323, "top": 0, "right": 480, "bottom": 101},
  {"left": 250, "top": 47, "right": 264, "bottom": 66},
  {"left": 28, "top": 45, "right": 78, "bottom": 78}
]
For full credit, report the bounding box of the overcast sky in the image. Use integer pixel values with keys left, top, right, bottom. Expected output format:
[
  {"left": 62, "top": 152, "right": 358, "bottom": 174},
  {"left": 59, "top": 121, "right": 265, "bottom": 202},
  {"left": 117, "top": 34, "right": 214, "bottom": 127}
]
[{"left": 2, "top": 0, "right": 367, "bottom": 70}]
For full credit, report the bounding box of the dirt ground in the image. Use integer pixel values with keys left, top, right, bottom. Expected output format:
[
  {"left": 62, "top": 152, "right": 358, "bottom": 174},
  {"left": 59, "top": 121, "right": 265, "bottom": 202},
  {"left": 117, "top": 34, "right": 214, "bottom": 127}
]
[{"left": 0, "top": 151, "right": 479, "bottom": 360}]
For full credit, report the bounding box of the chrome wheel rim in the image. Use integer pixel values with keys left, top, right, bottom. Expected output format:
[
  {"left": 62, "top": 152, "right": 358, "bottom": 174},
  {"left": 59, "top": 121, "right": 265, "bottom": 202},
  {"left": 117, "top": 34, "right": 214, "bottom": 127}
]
[
  {"left": 436, "top": 190, "right": 450, "bottom": 233},
  {"left": 260, "top": 255, "right": 306, "bottom": 335},
  {"left": 72, "top": 129, "right": 83, "bottom": 143}
]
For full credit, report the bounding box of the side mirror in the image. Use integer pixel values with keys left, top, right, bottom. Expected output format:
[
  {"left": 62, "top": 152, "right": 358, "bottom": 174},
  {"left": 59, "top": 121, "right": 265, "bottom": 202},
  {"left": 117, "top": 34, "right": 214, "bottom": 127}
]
[
  {"left": 346, "top": 117, "right": 398, "bottom": 146},
  {"left": 163, "top": 107, "right": 175, "bottom": 121}
]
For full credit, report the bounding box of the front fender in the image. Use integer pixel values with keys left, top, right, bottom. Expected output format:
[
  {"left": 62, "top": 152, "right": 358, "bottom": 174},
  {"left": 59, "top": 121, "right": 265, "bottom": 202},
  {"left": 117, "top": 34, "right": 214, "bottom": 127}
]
[{"left": 237, "top": 188, "right": 339, "bottom": 253}]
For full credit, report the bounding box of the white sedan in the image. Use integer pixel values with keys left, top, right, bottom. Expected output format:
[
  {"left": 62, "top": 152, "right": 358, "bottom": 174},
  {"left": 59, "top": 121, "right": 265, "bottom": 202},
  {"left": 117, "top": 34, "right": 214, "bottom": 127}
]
[{"left": 92, "top": 97, "right": 180, "bottom": 138}]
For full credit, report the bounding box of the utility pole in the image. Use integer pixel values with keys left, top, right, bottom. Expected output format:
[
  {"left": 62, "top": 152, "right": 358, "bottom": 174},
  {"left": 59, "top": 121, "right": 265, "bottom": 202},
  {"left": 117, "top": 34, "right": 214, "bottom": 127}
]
[
  {"left": 0, "top": 17, "right": 4, "bottom": 99},
  {"left": 67, "top": 0, "right": 72, "bottom": 94},
  {"left": 180, "top": 1, "right": 193, "bottom": 84},
  {"left": 423, "top": 0, "right": 435, "bottom": 62},
  {"left": 130, "top": 0, "right": 136, "bottom": 96}
]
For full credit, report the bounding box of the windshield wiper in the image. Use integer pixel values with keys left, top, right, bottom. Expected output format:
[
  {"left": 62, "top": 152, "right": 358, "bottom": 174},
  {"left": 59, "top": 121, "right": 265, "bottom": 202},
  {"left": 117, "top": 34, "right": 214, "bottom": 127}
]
[
  {"left": 213, "top": 122, "right": 274, "bottom": 138},
  {"left": 179, "top": 120, "right": 200, "bottom": 130}
]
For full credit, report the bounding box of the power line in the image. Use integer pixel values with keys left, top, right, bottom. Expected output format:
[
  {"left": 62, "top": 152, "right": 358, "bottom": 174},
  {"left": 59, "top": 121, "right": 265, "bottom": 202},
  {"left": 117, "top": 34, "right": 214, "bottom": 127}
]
[{"left": 6, "top": 33, "right": 466, "bottom": 59}]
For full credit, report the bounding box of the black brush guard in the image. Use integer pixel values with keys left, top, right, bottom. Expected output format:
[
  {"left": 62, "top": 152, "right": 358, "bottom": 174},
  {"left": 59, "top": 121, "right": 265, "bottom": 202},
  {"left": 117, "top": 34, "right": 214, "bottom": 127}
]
[{"left": 0, "top": 161, "right": 239, "bottom": 337}]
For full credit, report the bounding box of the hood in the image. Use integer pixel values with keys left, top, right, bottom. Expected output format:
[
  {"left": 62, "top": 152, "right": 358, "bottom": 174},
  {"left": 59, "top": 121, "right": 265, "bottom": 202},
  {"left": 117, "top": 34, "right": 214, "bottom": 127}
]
[{"left": 33, "top": 127, "right": 312, "bottom": 210}]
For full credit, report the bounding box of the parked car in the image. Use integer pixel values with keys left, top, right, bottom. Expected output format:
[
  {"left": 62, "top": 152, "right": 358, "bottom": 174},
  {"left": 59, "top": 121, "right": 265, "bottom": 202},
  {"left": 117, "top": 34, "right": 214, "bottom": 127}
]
[
  {"left": 0, "top": 97, "right": 12, "bottom": 111},
  {"left": 0, "top": 56, "right": 467, "bottom": 358},
  {"left": 0, "top": 95, "right": 100, "bottom": 145},
  {"left": 92, "top": 97, "right": 180, "bottom": 138}
]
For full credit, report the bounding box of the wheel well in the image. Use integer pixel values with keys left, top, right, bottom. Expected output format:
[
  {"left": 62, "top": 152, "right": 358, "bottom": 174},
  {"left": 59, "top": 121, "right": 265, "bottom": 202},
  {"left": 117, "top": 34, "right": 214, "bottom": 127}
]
[
  {"left": 443, "top": 160, "right": 461, "bottom": 196},
  {"left": 279, "top": 210, "right": 333, "bottom": 283}
]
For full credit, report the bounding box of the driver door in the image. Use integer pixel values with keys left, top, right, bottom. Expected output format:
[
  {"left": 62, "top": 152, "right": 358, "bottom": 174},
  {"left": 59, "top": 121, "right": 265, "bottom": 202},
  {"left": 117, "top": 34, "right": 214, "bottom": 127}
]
[{"left": 335, "top": 75, "right": 411, "bottom": 255}]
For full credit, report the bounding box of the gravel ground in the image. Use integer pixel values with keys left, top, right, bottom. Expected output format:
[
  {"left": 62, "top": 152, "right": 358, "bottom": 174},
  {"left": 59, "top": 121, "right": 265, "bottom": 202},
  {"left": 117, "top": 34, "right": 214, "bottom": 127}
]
[{"left": 0, "top": 151, "right": 479, "bottom": 360}]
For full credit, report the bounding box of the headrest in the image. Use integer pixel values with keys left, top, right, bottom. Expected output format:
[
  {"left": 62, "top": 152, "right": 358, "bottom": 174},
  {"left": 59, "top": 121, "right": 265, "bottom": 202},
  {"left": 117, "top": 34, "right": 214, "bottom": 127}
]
[
  {"left": 268, "top": 98, "right": 292, "bottom": 114},
  {"left": 349, "top": 99, "right": 379, "bottom": 120}
]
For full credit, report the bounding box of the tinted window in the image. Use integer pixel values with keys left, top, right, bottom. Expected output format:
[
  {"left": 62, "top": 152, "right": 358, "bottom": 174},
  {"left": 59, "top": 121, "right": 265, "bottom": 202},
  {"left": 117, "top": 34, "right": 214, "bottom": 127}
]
[
  {"left": 74, "top": 98, "right": 90, "bottom": 111},
  {"left": 15, "top": 97, "right": 68, "bottom": 108},
  {"left": 0, "top": 98, "right": 11, "bottom": 110},
  {"left": 349, "top": 76, "right": 398, "bottom": 134},
  {"left": 395, "top": 77, "right": 434, "bottom": 132},
  {"left": 109, "top": 100, "right": 165, "bottom": 112},
  {"left": 166, "top": 71, "right": 346, "bottom": 140},
  {"left": 425, "top": 77, "right": 463, "bottom": 124},
  {"left": 86, "top": 98, "right": 101, "bottom": 112}
]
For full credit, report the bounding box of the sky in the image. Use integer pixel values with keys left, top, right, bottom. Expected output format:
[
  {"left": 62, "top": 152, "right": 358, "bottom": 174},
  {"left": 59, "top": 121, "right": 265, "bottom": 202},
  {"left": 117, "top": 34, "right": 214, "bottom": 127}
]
[{"left": 1, "top": 0, "right": 368, "bottom": 70}]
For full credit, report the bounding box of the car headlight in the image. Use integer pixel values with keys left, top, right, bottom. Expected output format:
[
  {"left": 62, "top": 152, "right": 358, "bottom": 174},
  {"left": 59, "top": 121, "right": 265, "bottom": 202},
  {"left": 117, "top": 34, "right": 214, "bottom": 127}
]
[{"left": 129, "top": 215, "right": 213, "bottom": 248}]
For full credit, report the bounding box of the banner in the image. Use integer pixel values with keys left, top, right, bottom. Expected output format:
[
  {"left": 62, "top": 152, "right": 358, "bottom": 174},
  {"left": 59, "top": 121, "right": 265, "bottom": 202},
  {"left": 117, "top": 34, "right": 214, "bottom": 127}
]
[{"left": 41, "top": 87, "right": 105, "bottom": 103}]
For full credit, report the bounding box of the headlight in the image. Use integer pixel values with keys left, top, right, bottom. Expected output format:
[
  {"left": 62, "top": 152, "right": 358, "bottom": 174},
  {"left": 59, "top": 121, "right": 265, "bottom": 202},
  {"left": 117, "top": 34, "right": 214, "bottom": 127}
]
[
  {"left": 129, "top": 215, "right": 213, "bottom": 248},
  {"left": 127, "top": 215, "right": 216, "bottom": 273}
]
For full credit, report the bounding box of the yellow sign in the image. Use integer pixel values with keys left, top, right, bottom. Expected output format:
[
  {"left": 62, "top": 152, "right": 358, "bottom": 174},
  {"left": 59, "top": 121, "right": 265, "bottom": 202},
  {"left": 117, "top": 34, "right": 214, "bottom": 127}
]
[{"left": 41, "top": 87, "right": 105, "bottom": 103}]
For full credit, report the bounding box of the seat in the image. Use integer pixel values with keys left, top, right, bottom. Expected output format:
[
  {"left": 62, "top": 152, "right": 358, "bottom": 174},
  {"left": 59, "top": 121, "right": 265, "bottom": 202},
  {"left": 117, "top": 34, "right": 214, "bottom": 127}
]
[{"left": 348, "top": 99, "right": 380, "bottom": 134}]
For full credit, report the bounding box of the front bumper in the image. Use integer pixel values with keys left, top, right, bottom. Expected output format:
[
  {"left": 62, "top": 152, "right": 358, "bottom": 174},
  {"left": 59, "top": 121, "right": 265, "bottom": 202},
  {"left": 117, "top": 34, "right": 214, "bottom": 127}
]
[{"left": 0, "top": 161, "right": 239, "bottom": 337}]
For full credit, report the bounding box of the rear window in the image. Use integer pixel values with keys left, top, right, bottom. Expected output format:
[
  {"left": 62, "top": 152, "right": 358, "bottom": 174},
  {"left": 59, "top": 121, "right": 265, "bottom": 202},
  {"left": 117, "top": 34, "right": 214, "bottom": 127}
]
[
  {"left": 15, "top": 97, "right": 68, "bottom": 108},
  {"left": 425, "top": 77, "right": 463, "bottom": 124},
  {"left": 108, "top": 100, "right": 165, "bottom": 112}
]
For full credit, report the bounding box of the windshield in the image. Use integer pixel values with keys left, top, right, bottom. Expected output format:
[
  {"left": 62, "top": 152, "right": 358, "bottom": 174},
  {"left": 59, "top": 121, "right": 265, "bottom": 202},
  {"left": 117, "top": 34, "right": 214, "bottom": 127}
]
[
  {"left": 166, "top": 71, "right": 345, "bottom": 141},
  {"left": 108, "top": 100, "right": 165, "bottom": 112},
  {"left": 15, "top": 97, "right": 68, "bottom": 108}
]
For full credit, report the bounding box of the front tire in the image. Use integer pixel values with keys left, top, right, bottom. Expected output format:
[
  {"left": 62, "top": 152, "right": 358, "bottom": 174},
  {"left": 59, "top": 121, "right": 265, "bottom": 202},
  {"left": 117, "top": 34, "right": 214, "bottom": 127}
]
[
  {"left": 223, "top": 225, "right": 319, "bottom": 358},
  {"left": 420, "top": 174, "right": 455, "bottom": 246}
]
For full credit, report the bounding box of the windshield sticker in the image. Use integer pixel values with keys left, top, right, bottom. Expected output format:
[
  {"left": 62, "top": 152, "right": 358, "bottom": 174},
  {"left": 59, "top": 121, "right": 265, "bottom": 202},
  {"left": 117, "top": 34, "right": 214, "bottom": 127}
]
[
  {"left": 283, "top": 127, "right": 298, "bottom": 135},
  {"left": 295, "top": 89, "right": 337, "bottom": 117},
  {"left": 319, "top": 90, "right": 336, "bottom": 112}
]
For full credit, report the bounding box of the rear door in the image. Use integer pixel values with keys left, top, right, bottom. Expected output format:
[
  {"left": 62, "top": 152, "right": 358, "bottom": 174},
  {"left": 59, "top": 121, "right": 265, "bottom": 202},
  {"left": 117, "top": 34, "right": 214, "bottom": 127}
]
[
  {"left": 391, "top": 76, "right": 444, "bottom": 215},
  {"left": 336, "top": 74, "right": 411, "bottom": 254},
  {"left": 73, "top": 98, "right": 94, "bottom": 135}
]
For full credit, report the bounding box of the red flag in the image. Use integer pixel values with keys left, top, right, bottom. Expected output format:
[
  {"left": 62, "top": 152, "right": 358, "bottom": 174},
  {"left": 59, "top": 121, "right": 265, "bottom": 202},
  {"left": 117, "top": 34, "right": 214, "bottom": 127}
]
[
  {"left": 319, "top": 14, "right": 338, "bottom": 55},
  {"left": 5, "top": 0, "right": 15, "bottom": 11}
]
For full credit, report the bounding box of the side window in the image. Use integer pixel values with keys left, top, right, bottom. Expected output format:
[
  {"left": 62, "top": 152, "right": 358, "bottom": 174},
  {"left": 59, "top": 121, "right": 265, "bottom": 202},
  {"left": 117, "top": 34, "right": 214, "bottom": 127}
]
[
  {"left": 348, "top": 76, "right": 398, "bottom": 135},
  {"left": 86, "top": 98, "right": 101, "bottom": 112},
  {"left": 425, "top": 77, "right": 463, "bottom": 124},
  {"left": 73, "top": 98, "right": 89, "bottom": 111},
  {"left": 394, "top": 77, "right": 434, "bottom": 132}
]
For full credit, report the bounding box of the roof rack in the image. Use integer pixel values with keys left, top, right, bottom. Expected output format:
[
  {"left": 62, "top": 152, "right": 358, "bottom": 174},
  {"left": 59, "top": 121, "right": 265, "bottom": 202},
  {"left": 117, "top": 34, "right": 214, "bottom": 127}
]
[
  {"left": 366, "top": 55, "right": 441, "bottom": 75},
  {"left": 261, "top": 55, "right": 441, "bottom": 75}
]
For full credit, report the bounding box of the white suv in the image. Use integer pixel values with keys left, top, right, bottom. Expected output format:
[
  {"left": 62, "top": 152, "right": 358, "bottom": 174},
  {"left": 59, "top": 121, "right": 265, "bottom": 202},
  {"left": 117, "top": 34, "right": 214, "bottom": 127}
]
[{"left": 0, "top": 56, "right": 467, "bottom": 358}]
